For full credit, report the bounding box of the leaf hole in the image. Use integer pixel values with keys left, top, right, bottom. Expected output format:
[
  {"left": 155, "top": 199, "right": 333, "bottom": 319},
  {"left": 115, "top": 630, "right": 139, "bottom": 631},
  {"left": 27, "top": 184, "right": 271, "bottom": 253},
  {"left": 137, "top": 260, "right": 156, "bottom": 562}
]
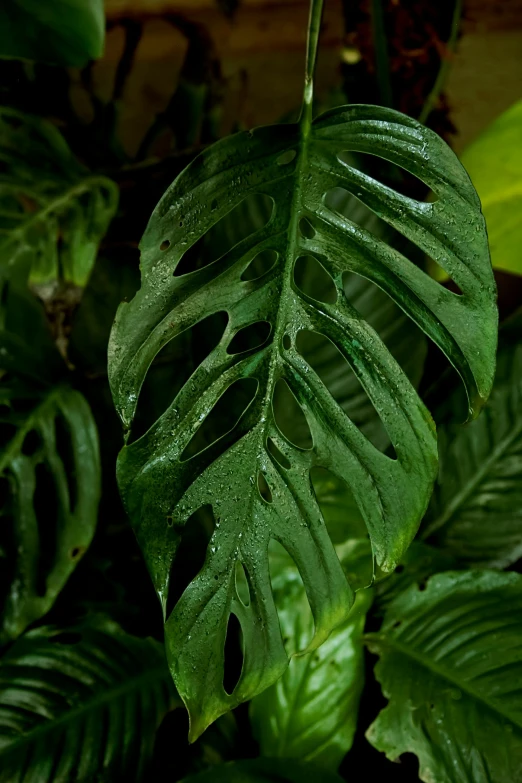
[
  {"left": 160, "top": 240, "right": 170, "bottom": 251},
  {"left": 223, "top": 612, "right": 243, "bottom": 695},
  {"left": 282, "top": 334, "right": 291, "bottom": 350},
  {"left": 235, "top": 561, "right": 250, "bottom": 606},
  {"left": 166, "top": 505, "right": 216, "bottom": 618},
  {"left": 54, "top": 415, "right": 78, "bottom": 512},
  {"left": 294, "top": 254, "right": 337, "bottom": 304},
  {"left": 277, "top": 149, "right": 297, "bottom": 166},
  {"left": 241, "top": 249, "right": 278, "bottom": 282},
  {"left": 268, "top": 539, "right": 314, "bottom": 653},
  {"left": 296, "top": 329, "right": 394, "bottom": 454},
  {"left": 266, "top": 437, "right": 291, "bottom": 470},
  {"left": 174, "top": 193, "right": 273, "bottom": 277},
  {"left": 21, "top": 429, "right": 42, "bottom": 457},
  {"left": 181, "top": 377, "right": 258, "bottom": 460},
  {"left": 299, "top": 217, "right": 316, "bottom": 239},
  {"left": 272, "top": 378, "right": 313, "bottom": 450},
  {"left": 33, "top": 461, "right": 59, "bottom": 597},
  {"left": 227, "top": 321, "right": 271, "bottom": 355},
  {"left": 69, "top": 546, "right": 84, "bottom": 560},
  {"left": 336, "top": 150, "right": 432, "bottom": 199},
  {"left": 257, "top": 472, "right": 272, "bottom": 503},
  {"left": 131, "top": 311, "right": 229, "bottom": 443},
  {"left": 310, "top": 466, "right": 366, "bottom": 544}
]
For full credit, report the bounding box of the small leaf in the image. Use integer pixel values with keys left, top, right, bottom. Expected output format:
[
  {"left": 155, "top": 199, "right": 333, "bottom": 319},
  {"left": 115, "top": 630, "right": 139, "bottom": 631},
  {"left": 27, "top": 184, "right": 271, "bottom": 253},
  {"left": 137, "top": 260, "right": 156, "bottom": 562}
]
[
  {"left": 0, "top": 385, "right": 100, "bottom": 644},
  {"left": 423, "top": 342, "right": 522, "bottom": 568},
  {"left": 250, "top": 550, "right": 372, "bottom": 770},
  {"left": 0, "top": 109, "right": 118, "bottom": 287},
  {"left": 460, "top": 99, "right": 522, "bottom": 275},
  {"left": 367, "top": 570, "right": 522, "bottom": 783},
  {"left": 181, "top": 757, "right": 345, "bottom": 783},
  {"left": 0, "top": 0, "right": 105, "bottom": 67},
  {"left": 0, "top": 616, "right": 178, "bottom": 782}
]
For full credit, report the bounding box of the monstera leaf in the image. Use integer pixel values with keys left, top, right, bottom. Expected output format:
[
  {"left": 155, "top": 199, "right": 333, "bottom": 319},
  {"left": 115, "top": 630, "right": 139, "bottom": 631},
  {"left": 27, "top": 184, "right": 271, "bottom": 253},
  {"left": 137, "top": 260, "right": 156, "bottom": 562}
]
[
  {"left": 422, "top": 342, "right": 522, "bottom": 568},
  {"left": 0, "top": 385, "right": 100, "bottom": 644},
  {"left": 109, "top": 0, "right": 496, "bottom": 738},
  {"left": 367, "top": 571, "right": 522, "bottom": 783},
  {"left": 0, "top": 616, "right": 178, "bottom": 782},
  {"left": 0, "top": 108, "right": 118, "bottom": 287},
  {"left": 0, "top": 0, "right": 105, "bottom": 67}
]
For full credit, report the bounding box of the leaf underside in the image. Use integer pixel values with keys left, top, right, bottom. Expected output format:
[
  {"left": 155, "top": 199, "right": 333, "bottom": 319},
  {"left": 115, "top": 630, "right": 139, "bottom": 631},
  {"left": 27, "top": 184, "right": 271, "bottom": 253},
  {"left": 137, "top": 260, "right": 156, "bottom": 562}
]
[
  {"left": 109, "top": 104, "right": 496, "bottom": 737},
  {"left": 367, "top": 571, "right": 522, "bottom": 783},
  {"left": 0, "top": 386, "right": 100, "bottom": 644},
  {"left": 0, "top": 616, "right": 178, "bottom": 783}
]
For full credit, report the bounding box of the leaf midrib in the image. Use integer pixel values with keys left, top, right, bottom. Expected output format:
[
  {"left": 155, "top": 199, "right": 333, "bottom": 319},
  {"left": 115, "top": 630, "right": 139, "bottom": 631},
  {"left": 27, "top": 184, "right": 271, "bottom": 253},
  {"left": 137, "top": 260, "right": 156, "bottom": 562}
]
[
  {"left": 0, "top": 660, "right": 172, "bottom": 759},
  {"left": 422, "top": 412, "right": 522, "bottom": 539},
  {"left": 366, "top": 632, "right": 522, "bottom": 730}
]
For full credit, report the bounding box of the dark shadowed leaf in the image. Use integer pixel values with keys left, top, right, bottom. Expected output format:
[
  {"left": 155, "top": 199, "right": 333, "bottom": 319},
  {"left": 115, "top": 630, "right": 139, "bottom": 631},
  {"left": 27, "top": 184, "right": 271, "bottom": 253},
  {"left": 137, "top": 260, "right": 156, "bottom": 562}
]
[{"left": 181, "top": 757, "right": 345, "bottom": 783}]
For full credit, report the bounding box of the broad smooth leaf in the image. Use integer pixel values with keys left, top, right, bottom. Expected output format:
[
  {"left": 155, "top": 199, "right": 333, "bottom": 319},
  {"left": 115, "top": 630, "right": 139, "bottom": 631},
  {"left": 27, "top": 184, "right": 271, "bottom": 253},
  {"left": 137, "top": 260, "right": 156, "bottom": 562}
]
[
  {"left": 250, "top": 543, "right": 372, "bottom": 770},
  {"left": 109, "top": 98, "right": 496, "bottom": 735},
  {"left": 0, "top": 109, "right": 118, "bottom": 287},
  {"left": 181, "top": 757, "right": 345, "bottom": 783},
  {"left": 0, "top": 386, "right": 100, "bottom": 644},
  {"left": 460, "top": 99, "right": 522, "bottom": 275},
  {"left": 422, "top": 342, "right": 522, "bottom": 568},
  {"left": 0, "top": 616, "right": 178, "bottom": 783},
  {"left": 367, "top": 570, "right": 522, "bottom": 783},
  {"left": 0, "top": 0, "right": 105, "bottom": 67}
]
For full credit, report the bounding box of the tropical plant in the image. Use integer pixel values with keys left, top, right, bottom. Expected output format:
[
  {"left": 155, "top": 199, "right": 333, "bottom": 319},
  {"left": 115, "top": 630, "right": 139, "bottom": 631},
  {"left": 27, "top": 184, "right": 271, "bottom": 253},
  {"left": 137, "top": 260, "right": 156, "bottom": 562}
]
[{"left": 1, "top": 0, "right": 521, "bottom": 781}]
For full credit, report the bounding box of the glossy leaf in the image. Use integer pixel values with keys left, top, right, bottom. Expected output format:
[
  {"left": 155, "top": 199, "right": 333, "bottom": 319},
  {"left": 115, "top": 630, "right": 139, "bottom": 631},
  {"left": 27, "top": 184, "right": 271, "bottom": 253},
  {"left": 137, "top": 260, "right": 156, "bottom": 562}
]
[
  {"left": 0, "top": 0, "right": 105, "bottom": 67},
  {"left": 182, "top": 757, "right": 345, "bottom": 783},
  {"left": 0, "top": 109, "right": 118, "bottom": 287},
  {"left": 423, "top": 343, "right": 522, "bottom": 568},
  {"left": 250, "top": 542, "right": 372, "bottom": 770},
  {"left": 461, "top": 99, "right": 522, "bottom": 275},
  {"left": 109, "top": 8, "right": 496, "bottom": 735},
  {"left": 367, "top": 570, "right": 522, "bottom": 783},
  {"left": 0, "top": 616, "right": 178, "bottom": 783},
  {"left": 0, "top": 386, "right": 100, "bottom": 644}
]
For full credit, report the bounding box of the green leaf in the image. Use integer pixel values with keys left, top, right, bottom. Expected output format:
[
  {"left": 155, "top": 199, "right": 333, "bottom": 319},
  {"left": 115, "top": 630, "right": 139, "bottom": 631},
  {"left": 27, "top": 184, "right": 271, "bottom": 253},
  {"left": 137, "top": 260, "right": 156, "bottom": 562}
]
[
  {"left": 0, "top": 0, "right": 105, "bottom": 68},
  {"left": 0, "top": 616, "right": 178, "bottom": 782},
  {"left": 366, "top": 570, "right": 522, "bottom": 783},
  {"left": 181, "top": 757, "right": 345, "bottom": 783},
  {"left": 109, "top": 17, "right": 496, "bottom": 733},
  {"left": 460, "top": 99, "right": 522, "bottom": 275},
  {"left": 0, "top": 386, "right": 100, "bottom": 644},
  {"left": 422, "top": 342, "right": 522, "bottom": 568},
  {"left": 250, "top": 550, "right": 372, "bottom": 770},
  {"left": 0, "top": 108, "right": 118, "bottom": 287}
]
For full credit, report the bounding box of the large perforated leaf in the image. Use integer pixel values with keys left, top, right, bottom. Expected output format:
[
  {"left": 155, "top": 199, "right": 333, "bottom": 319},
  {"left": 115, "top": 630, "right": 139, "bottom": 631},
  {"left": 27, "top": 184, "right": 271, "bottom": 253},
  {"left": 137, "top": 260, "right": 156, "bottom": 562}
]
[
  {"left": 0, "top": 108, "right": 118, "bottom": 287},
  {"left": 109, "top": 19, "right": 496, "bottom": 735},
  {"left": 367, "top": 571, "right": 522, "bottom": 783},
  {"left": 0, "top": 616, "right": 178, "bottom": 782},
  {"left": 0, "top": 386, "right": 100, "bottom": 645}
]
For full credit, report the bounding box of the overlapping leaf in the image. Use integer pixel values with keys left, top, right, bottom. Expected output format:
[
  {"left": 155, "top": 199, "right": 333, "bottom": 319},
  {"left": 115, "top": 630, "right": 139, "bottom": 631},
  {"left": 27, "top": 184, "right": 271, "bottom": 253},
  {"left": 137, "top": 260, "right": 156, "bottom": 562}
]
[
  {"left": 109, "top": 98, "right": 496, "bottom": 737},
  {"left": 367, "top": 571, "right": 522, "bottom": 783},
  {"left": 0, "top": 385, "right": 100, "bottom": 644},
  {"left": 0, "top": 616, "right": 178, "bottom": 782},
  {"left": 0, "top": 108, "right": 118, "bottom": 287},
  {"left": 423, "top": 342, "right": 522, "bottom": 567},
  {"left": 250, "top": 543, "right": 372, "bottom": 770}
]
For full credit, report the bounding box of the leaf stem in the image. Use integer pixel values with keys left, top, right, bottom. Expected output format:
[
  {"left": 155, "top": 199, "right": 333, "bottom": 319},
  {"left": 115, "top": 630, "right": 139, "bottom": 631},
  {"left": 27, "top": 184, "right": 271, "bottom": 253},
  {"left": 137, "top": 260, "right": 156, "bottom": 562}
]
[
  {"left": 300, "top": 0, "right": 325, "bottom": 132},
  {"left": 371, "top": 0, "right": 393, "bottom": 108},
  {"left": 418, "top": 0, "right": 462, "bottom": 125}
]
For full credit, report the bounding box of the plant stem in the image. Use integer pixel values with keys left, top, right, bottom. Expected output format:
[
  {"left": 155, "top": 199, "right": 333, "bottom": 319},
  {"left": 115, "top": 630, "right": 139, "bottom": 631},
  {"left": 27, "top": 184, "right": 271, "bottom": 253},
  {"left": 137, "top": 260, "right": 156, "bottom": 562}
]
[
  {"left": 371, "top": 0, "right": 393, "bottom": 108},
  {"left": 418, "top": 0, "right": 462, "bottom": 125},
  {"left": 300, "top": 0, "right": 325, "bottom": 132}
]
